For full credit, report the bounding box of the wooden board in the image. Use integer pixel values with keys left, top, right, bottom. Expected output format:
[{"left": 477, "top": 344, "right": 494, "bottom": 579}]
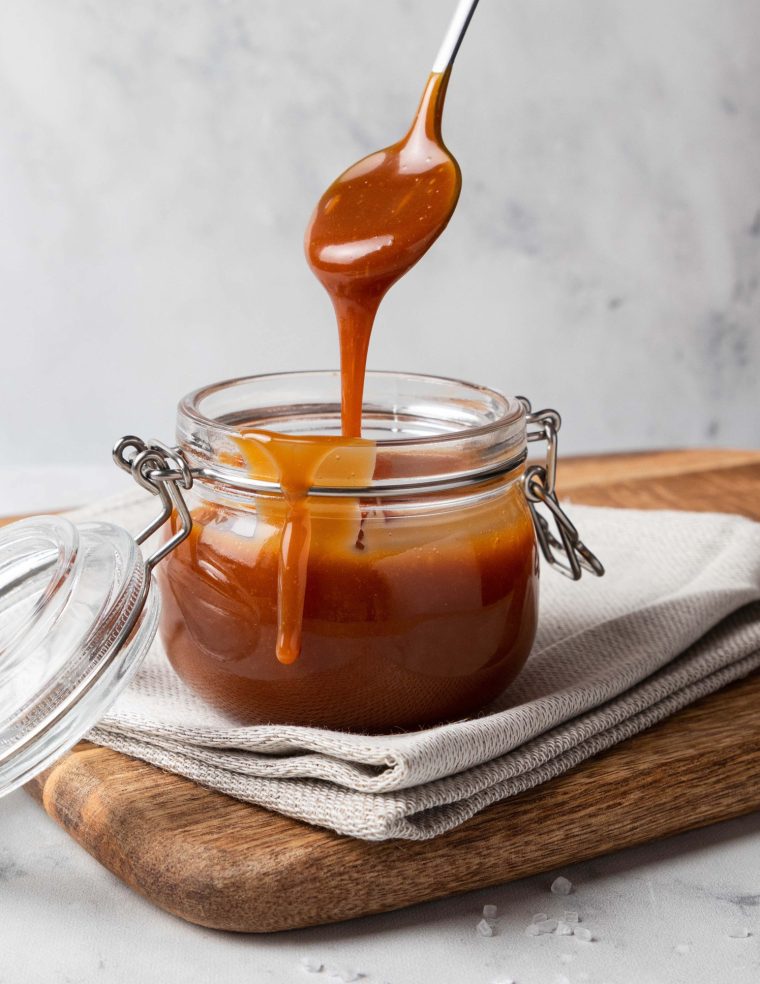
[{"left": 21, "top": 448, "right": 760, "bottom": 933}]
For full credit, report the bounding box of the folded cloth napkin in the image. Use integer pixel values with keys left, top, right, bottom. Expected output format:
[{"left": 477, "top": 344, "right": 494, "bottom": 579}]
[{"left": 68, "top": 489, "right": 760, "bottom": 841}]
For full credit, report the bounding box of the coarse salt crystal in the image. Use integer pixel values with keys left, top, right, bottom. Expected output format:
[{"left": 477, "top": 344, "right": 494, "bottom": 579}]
[
  {"left": 534, "top": 919, "right": 558, "bottom": 934},
  {"left": 525, "top": 924, "right": 542, "bottom": 937},
  {"left": 483, "top": 904, "right": 498, "bottom": 919},
  {"left": 532, "top": 912, "right": 548, "bottom": 923},
  {"left": 300, "top": 957, "right": 323, "bottom": 973},
  {"left": 574, "top": 926, "right": 594, "bottom": 942},
  {"left": 551, "top": 876, "right": 573, "bottom": 896},
  {"left": 564, "top": 910, "right": 580, "bottom": 923},
  {"left": 555, "top": 921, "right": 574, "bottom": 936},
  {"left": 727, "top": 927, "right": 751, "bottom": 939},
  {"left": 477, "top": 918, "right": 495, "bottom": 937}
]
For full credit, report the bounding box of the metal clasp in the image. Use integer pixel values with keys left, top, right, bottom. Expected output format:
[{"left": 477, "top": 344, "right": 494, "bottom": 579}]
[
  {"left": 517, "top": 398, "right": 604, "bottom": 581},
  {"left": 112, "top": 436, "right": 194, "bottom": 573}
]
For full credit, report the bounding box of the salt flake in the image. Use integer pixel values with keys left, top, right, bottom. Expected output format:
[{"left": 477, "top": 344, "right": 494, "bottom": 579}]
[
  {"left": 727, "top": 927, "right": 751, "bottom": 939},
  {"left": 551, "top": 876, "right": 573, "bottom": 896},
  {"left": 300, "top": 957, "right": 323, "bottom": 973},
  {"left": 574, "top": 926, "right": 594, "bottom": 942},
  {"left": 564, "top": 910, "right": 580, "bottom": 923},
  {"left": 532, "top": 912, "right": 548, "bottom": 923},
  {"left": 477, "top": 918, "right": 495, "bottom": 937},
  {"left": 555, "top": 921, "right": 574, "bottom": 936},
  {"left": 483, "top": 904, "right": 498, "bottom": 919},
  {"left": 534, "top": 919, "right": 558, "bottom": 934}
]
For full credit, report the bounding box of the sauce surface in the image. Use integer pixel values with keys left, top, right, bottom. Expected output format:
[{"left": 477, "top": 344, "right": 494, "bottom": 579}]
[{"left": 305, "top": 71, "right": 461, "bottom": 437}]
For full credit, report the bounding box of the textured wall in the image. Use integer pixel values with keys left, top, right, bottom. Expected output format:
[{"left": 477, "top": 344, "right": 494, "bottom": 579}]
[{"left": 1, "top": 0, "right": 758, "bottom": 468}]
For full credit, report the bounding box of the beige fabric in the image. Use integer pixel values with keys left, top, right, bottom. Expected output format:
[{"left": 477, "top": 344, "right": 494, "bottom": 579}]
[{"left": 70, "top": 490, "right": 760, "bottom": 841}]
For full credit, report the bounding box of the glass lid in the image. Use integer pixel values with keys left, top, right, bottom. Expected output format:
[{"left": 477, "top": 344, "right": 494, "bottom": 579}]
[{"left": 0, "top": 514, "right": 160, "bottom": 798}]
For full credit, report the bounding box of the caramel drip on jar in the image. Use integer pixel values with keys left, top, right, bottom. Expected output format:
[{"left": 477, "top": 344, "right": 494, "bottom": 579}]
[{"left": 235, "top": 430, "right": 375, "bottom": 664}]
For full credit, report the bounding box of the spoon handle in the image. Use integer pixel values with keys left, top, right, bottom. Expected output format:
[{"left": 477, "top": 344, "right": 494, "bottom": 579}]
[{"left": 431, "top": 0, "right": 481, "bottom": 73}]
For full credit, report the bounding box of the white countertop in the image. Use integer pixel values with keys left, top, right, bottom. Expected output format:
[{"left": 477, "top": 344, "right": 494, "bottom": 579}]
[{"left": 2, "top": 789, "right": 759, "bottom": 984}]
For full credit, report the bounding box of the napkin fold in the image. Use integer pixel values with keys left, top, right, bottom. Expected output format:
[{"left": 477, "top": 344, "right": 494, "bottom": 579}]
[{"left": 70, "top": 489, "right": 760, "bottom": 841}]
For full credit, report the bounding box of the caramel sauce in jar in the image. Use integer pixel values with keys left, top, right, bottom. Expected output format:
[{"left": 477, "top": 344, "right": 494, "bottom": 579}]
[{"left": 157, "top": 374, "right": 538, "bottom": 732}]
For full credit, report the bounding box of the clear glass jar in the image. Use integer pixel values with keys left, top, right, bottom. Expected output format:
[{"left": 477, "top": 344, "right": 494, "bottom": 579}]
[
  {"left": 0, "top": 371, "right": 603, "bottom": 796},
  {"left": 157, "top": 371, "right": 538, "bottom": 731}
]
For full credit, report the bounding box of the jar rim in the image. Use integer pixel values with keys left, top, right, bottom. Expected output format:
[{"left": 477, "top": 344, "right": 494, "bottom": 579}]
[
  {"left": 176, "top": 370, "right": 527, "bottom": 497},
  {"left": 180, "top": 370, "right": 523, "bottom": 446}
]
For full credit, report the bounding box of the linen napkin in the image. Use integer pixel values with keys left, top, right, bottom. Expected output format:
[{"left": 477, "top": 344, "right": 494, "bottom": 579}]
[{"left": 69, "top": 489, "right": 760, "bottom": 841}]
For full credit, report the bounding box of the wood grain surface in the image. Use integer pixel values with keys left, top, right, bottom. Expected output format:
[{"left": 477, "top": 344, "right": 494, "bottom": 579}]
[{"left": 21, "top": 449, "right": 760, "bottom": 933}]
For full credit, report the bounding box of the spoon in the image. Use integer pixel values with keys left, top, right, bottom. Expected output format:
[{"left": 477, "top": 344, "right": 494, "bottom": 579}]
[{"left": 305, "top": 0, "right": 481, "bottom": 438}]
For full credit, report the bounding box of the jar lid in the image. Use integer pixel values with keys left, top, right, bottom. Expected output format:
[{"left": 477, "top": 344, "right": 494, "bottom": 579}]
[{"left": 0, "top": 514, "right": 160, "bottom": 797}]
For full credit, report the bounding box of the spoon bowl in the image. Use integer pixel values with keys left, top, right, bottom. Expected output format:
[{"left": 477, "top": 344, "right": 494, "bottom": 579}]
[{"left": 305, "top": 84, "right": 461, "bottom": 300}]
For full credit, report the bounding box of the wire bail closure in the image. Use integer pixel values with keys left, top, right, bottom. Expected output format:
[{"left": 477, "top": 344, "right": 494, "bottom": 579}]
[
  {"left": 517, "top": 398, "right": 605, "bottom": 581},
  {"left": 112, "top": 436, "right": 194, "bottom": 573}
]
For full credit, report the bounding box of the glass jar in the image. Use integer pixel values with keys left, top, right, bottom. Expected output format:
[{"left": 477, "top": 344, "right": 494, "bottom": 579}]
[
  {"left": 158, "top": 371, "right": 539, "bottom": 731},
  {"left": 0, "top": 372, "right": 604, "bottom": 796},
  {"left": 0, "top": 371, "right": 602, "bottom": 796}
]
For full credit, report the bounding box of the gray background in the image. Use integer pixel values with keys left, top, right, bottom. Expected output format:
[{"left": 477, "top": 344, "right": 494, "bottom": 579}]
[{"left": 1, "top": 0, "right": 758, "bottom": 478}]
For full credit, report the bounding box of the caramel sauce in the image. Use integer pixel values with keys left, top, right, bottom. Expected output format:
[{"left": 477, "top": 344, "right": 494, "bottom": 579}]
[
  {"left": 160, "top": 477, "right": 537, "bottom": 731},
  {"left": 305, "top": 71, "right": 461, "bottom": 437},
  {"left": 157, "top": 66, "right": 540, "bottom": 729},
  {"left": 227, "top": 70, "right": 463, "bottom": 666}
]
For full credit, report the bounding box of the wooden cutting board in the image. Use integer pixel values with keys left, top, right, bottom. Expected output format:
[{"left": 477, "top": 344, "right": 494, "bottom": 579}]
[{"left": 19, "top": 448, "right": 760, "bottom": 933}]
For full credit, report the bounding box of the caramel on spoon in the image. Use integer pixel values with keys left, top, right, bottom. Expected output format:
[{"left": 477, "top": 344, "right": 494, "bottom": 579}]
[{"left": 305, "top": 0, "right": 480, "bottom": 438}]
